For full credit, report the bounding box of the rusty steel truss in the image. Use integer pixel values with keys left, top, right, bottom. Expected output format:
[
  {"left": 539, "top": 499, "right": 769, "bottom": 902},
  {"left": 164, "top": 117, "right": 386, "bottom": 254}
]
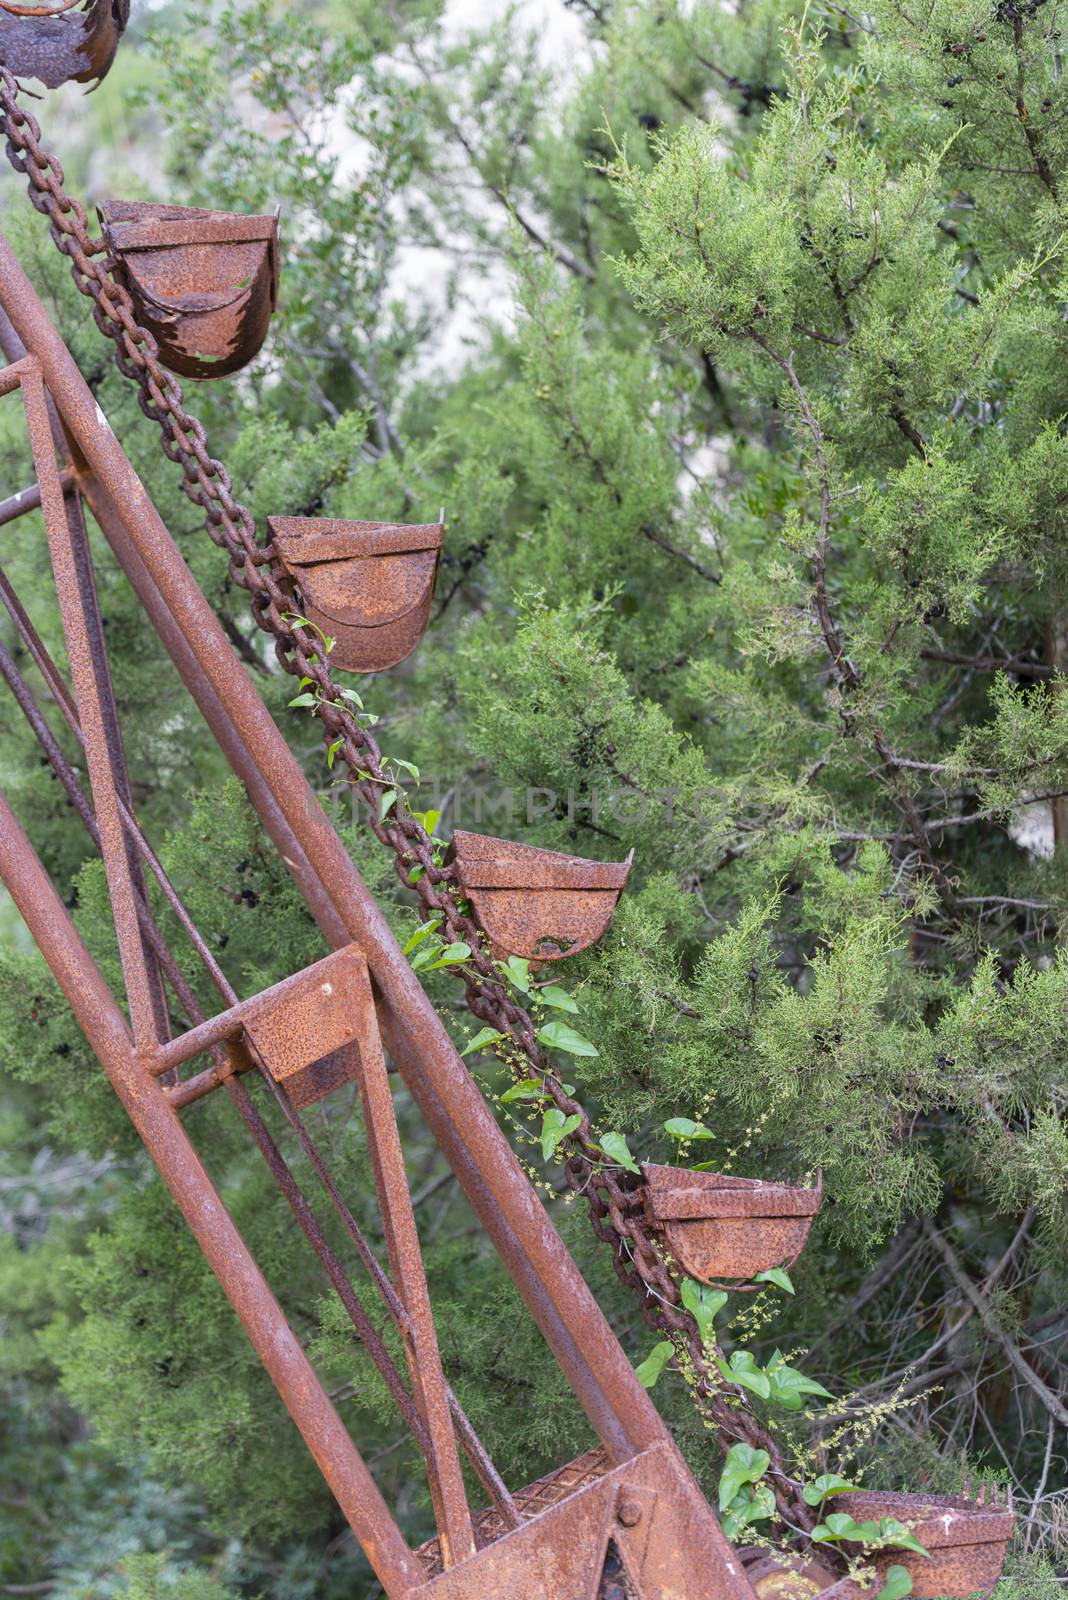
[
  {"left": 0, "top": 228, "right": 764, "bottom": 1599},
  {"left": 0, "top": 53, "right": 827, "bottom": 1543},
  {"left": 0, "top": 13, "right": 1019, "bottom": 1599}
]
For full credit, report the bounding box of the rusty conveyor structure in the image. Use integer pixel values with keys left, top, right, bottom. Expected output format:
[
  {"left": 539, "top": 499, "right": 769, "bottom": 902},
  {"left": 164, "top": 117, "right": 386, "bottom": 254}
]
[
  {"left": 0, "top": 205, "right": 758, "bottom": 1600},
  {"left": 0, "top": 12, "right": 1020, "bottom": 1600}
]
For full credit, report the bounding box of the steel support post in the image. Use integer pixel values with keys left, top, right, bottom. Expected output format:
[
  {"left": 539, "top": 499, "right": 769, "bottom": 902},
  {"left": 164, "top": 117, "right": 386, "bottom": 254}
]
[{"left": 0, "top": 227, "right": 669, "bottom": 1470}]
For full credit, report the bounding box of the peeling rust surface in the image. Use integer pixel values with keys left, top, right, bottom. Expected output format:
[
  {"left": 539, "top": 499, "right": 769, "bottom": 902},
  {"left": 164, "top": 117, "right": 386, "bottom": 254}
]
[
  {"left": 0, "top": 0, "right": 127, "bottom": 89},
  {"left": 415, "top": 1442, "right": 754, "bottom": 1600},
  {"left": 642, "top": 1165, "right": 822, "bottom": 1285},
  {"left": 99, "top": 200, "right": 278, "bottom": 380},
  {"left": 239, "top": 945, "right": 365, "bottom": 1109},
  {"left": 269, "top": 516, "right": 443, "bottom": 674},
  {"left": 449, "top": 830, "right": 632, "bottom": 961},
  {"left": 831, "top": 1488, "right": 1014, "bottom": 1600}
]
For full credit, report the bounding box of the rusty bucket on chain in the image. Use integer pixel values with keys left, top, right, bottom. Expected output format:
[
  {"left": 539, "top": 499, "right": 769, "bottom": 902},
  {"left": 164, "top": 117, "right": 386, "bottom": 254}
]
[
  {"left": 449, "top": 830, "right": 632, "bottom": 962},
  {"left": 98, "top": 200, "right": 279, "bottom": 380},
  {"left": 827, "top": 1487, "right": 1014, "bottom": 1600},
  {"left": 0, "top": 0, "right": 128, "bottom": 88},
  {"left": 268, "top": 516, "right": 444, "bottom": 674},
  {"left": 641, "top": 1165, "right": 822, "bottom": 1286},
  {"left": 741, "top": 1550, "right": 836, "bottom": 1600}
]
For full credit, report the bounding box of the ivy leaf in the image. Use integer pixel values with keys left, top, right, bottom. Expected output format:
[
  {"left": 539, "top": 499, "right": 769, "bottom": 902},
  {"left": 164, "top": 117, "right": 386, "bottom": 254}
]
[
  {"left": 716, "top": 1350, "right": 771, "bottom": 1400},
  {"left": 379, "top": 788, "right": 397, "bottom": 820},
  {"left": 460, "top": 1027, "right": 505, "bottom": 1057},
  {"left": 755, "top": 1267, "right": 795, "bottom": 1294},
  {"left": 877, "top": 1521, "right": 930, "bottom": 1558},
  {"left": 718, "top": 1443, "right": 770, "bottom": 1513},
  {"left": 391, "top": 757, "right": 420, "bottom": 782},
  {"left": 540, "top": 1108, "right": 581, "bottom": 1161},
  {"left": 538, "top": 985, "right": 579, "bottom": 1013},
  {"left": 664, "top": 1117, "right": 715, "bottom": 1140},
  {"left": 500, "top": 956, "right": 531, "bottom": 995},
  {"left": 424, "top": 942, "right": 471, "bottom": 970},
  {"left": 875, "top": 1568, "right": 914, "bottom": 1600},
  {"left": 537, "top": 1020, "right": 599, "bottom": 1057},
  {"left": 812, "top": 1514, "right": 886, "bottom": 1545},
  {"left": 680, "top": 1278, "right": 727, "bottom": 1343},
  {"left": 502, "top": 1079, "right": 576, "bottom": 1101},
  {"left": 413, "top": 809, "right": 441, "bottom": 837},
  {"left": 635, "top": 1340, "right": 674, "bottom": 1389},
  {"left": 765, "top": 1352, "right": 833, "bottom": 1410},
  {"left": 338, "top": 687, "right": 364, "bottom": 708},
  {"left": 501, "top": 1079, "right": 547, "bottom": 1102},
  {"left": 287, "top": 691, "right": 318, "bottom": 708},
  {"left": 802, "top": 1474, "right": 859, "bottom": 1507},
  {"left": 599, "top": 1131, "right": 640, "bottom": 1174},
  {"left": 403, "top": 916, "right": 443, "bottom": 955},
  {"left": 723, "top": 1483, "right": 775, "bottom": 1541},
  {"left": 326, "top": 738, "right": 344, "bottom": 769}
]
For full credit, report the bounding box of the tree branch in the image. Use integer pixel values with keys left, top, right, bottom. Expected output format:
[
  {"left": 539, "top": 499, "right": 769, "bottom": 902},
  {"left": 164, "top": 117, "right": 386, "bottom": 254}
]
[
  {"left": 640, "top": 522, "right": 721, "bottom": 583},
  {"left": 921, "top": 1216, "right": 1068, "bottom": 1430},
  {"left": 921, "top": 646, "right": 1053, "bottom": 680}
]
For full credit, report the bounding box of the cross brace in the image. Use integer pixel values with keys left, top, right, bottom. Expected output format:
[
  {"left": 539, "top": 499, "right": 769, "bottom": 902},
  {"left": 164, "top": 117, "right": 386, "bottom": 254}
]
[{"left": 0, "top": 229, "right": 757, "bottom": 1600}]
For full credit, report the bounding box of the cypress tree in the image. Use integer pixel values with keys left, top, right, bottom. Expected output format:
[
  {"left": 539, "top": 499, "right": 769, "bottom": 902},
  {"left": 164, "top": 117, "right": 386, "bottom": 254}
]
[{"left": 1, "top": 1, "right": 1066, "bottom": 1594}]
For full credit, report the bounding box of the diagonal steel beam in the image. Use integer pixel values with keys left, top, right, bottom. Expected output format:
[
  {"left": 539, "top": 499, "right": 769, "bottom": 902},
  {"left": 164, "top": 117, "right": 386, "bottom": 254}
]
[{"left": 0, "top": 779, "right": 424, "bottom": 1597}]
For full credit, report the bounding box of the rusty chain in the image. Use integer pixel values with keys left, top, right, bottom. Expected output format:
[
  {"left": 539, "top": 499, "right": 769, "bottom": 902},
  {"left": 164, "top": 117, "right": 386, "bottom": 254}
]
[{"left": 0, "top": 66, "right": 814, "bottom": 1533}]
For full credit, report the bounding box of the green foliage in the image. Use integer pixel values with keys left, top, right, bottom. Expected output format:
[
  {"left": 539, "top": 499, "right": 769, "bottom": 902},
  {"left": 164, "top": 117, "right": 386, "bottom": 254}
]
[{"left": 3, "top": 0, "right": 1068, "bottom": 1588}]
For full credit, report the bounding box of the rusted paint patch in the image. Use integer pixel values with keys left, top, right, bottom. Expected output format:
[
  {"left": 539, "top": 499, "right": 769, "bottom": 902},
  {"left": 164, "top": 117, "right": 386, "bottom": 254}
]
[
  {"left": 449, "top": 830, "right": 632, "bottom": 962},
  {"left": 642, "top": 1164, "right": 822, "bottom": 1285},
  {"left": 99, "top": 200, "right": 278, "bottom": 380}
]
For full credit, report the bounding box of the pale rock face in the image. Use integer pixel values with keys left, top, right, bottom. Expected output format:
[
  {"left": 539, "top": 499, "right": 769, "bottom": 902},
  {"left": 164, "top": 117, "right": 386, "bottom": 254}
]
[{"left": 1009, "top": 798, "right": 1055, "bottom": 861}]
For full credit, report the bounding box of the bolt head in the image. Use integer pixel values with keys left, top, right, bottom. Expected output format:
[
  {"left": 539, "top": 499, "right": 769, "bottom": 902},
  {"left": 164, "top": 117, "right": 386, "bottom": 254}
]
[{"left": 617, "top": 1498, "right": 642, "bottom": 1527}]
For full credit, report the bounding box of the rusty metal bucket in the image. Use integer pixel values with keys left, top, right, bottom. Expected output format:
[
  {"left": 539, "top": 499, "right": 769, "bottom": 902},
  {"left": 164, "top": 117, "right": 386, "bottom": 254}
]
[
  {"left": 449, "top": 830, "right": 632, "bottom": 962},
  {"left": 641, "top": 1164, "right": 822, "bottom": 1285},
  {"left": 98, "top": 200, "right": 279, "bottom": 380},
  {"left": 268, "top": 516, "right": 443, "bottom": 673},
  {"left": 0, "top": 0, "right": 128, "bottom": 88},
  {"left": 830, "top": 1487, "right": 1014, "bottom": 1599},
  {"left": 743, "top": 1551, "right": 836, "bottom": 1600}
]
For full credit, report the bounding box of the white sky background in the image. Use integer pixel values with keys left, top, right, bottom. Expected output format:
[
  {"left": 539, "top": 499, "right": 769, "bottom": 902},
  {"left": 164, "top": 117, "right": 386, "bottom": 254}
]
[{"left": 385, "top": 0, "right": 591, "bottom": 370}]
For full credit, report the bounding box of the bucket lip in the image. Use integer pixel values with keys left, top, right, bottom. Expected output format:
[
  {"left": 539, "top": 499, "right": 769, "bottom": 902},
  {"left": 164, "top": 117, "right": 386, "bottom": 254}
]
[
  {"left": 642, "top": 1161, "right": 822, "bottom": 1219},
  {"left": 99, "top": 199, "right": 279, "bottom": 253},
  {"left": 833, "top": 1490, "right": 1014, "bottom": 1547},
  {"left": 269, "top": 515, "right": 444, "bottom": 563},
  {"left": 450, "top": 829, "right": 632, "bottom": 892},
  {"left": 0, "top": 1, "right": 82, "bottom": 16}
]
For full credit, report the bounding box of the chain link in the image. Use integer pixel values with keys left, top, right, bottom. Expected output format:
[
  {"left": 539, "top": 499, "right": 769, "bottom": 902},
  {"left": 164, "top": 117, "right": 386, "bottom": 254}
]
[{"left": 0, "top": 66, "right": 813, "bottom": 1531}]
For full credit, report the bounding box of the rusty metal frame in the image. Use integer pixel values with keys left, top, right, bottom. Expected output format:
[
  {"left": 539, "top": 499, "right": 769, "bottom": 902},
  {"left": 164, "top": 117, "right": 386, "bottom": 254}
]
[
  {"left": 0, "top": 348, "right": 491, "bottom": 1570},
  {"left": 0, "top": 0, "right": 128, "bottom": 89},
  {"left": 0, "top": 230, "right": 760, "bottom": 1598}
]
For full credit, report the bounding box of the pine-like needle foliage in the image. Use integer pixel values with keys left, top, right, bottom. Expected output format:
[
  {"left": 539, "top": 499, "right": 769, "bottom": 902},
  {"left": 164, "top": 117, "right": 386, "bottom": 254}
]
[{"left": 1, "top": 1, "right": 1067, "bottom": 1595}]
